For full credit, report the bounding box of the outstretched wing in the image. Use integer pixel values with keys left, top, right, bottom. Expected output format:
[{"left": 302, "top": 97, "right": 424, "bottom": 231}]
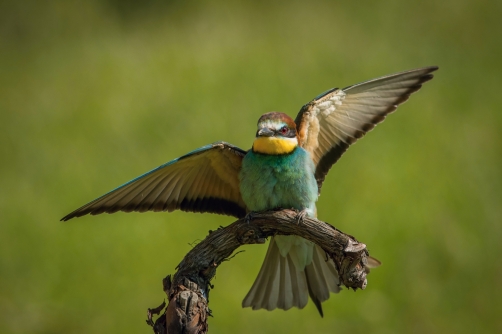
[
  {"left": 61, "top": 141, "right": 248, "bottom": 221},
  {"left": 295, "top": 66, "right": 438, "bottom": 191}
]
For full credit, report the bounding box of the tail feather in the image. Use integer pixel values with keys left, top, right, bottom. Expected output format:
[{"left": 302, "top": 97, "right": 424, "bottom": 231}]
[
  {"left": 250, "top": 239, "right": 281, "bottom": 310},
  {"left": 243, "top": 237, "right": 339, "bottom": 315},
  {"left": 304, "top": 245, "right": 341, "bottom": 316},
  {"left": 277, "top": 253, "right": 293, "bottom": 310},
  {"left": 243, "top": 237, "right": 308, "bottom": 310},
  {"left": 262, "top": 247, "right": 280, "bottom": 310}
]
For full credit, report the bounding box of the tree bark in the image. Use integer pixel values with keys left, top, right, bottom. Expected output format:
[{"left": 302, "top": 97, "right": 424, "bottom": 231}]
[{"left": 146, "top": 209, "right": 371, "bottom": 333}]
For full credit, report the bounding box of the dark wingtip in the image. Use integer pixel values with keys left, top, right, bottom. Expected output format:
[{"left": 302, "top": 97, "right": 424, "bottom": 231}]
[
  {"left": 60, "top": 212, "right": 78, "bottom": 222},
  {"left": 61, "top": 207, "right": 94, "bottom": 221},
  {"left": 60, "top": 214, "right": 71, "bottom": 222},
  {"left": 412, "top": 65, "right": 439, "bottom": 74},
  {"left": 420, "top": 66, "right": 439, "bottom": 80}
]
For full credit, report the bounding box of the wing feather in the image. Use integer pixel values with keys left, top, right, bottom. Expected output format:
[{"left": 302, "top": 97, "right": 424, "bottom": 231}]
[
  {"left": 61, "top": 141, "right": 248, "bottom": 221},
  {"left": 136, "top": 172, "right": 178, "bottom": 212},
  {"left": 295, "top": 66, "right": 438, "bottom": 191},
  {"left": 175, "top": 165, "right": 199, "bottom": 203},
  {"left": 152, "top": 169, "right": 185, "bottom": 212},
  {"left": 188, "top": 165, "right": 211, "bottom": 211},
  {"left": 118, "top": 172, "right": 173, "bottom": 212}
]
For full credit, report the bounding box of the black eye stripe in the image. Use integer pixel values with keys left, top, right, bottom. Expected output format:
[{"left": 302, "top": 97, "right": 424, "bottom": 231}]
[{"left": 274, "top": 127, "right": 296, "bottom": 138}]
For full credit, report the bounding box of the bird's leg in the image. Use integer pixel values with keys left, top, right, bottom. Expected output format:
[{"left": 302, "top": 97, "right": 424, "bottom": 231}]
[{"left": 296, "top": 209, "right": 308, "bottom": 225}]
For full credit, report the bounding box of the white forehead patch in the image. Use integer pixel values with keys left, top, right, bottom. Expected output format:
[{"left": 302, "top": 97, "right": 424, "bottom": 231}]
[{"left": 258, "top": 119, "right": 287, "bottom": 130}]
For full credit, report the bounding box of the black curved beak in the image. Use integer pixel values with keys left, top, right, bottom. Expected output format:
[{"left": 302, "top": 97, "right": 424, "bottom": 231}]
[{"left": 257, "top": 128, "right": 274, "bottom": 137}]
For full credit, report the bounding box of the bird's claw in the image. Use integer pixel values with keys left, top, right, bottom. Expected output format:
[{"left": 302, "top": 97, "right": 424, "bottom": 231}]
[
  {"left": 245, "top": 211, "right": 256, "bottom": 224},
  {"left": 296, "top": 209, "right": 308, "bottom": 225}
]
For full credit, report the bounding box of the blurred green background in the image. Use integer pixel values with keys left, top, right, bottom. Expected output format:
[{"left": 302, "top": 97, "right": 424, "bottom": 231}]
[{"left": 1, "top": 0, "right": 501, "bottom": 333}]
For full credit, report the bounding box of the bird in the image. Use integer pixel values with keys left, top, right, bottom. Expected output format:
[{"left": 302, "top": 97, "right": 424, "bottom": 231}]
[{"left": 62, "top": 66, "right": 438, "bottom": 316}]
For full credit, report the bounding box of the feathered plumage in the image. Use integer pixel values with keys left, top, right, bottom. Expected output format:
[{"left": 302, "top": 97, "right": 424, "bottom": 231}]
[
  {"left": 62, "top": 66, "right": 438, "bottom": 316},
  {"left": 61, "top": 142, "right": 247, "bottom": 221},
  {"left": 295, "top": 66, "right": 438, "bottom": 191}
]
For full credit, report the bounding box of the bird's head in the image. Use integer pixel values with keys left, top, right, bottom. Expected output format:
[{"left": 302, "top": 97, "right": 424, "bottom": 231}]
[{"left": 252, "top": 112, "right": 298, "bottom": 155}]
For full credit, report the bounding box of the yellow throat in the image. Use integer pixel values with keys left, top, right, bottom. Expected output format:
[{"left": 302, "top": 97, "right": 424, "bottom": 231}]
[{"left": 253, "top": 136, "right": 298, "bottom": 155}]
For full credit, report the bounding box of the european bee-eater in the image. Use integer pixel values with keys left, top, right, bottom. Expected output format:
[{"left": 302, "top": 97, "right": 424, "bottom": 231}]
[{"left": 62, "top": 66, "right": 438, "bottom": 316}]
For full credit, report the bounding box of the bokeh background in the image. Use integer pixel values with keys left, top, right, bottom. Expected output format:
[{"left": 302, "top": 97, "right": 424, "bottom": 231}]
[{"left": 1, "top": 0, "right": 501, "bottom": 333}]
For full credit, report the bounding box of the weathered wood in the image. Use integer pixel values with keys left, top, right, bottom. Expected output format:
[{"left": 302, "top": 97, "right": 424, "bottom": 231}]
[{"left": 147, "top": 209, "right": 371, "bottom": 334}]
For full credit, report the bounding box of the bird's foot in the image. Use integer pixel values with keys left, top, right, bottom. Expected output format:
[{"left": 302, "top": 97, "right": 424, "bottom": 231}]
[
  {"left": 244, "top": 211, "right": 257, "bottom": 224},
  {"left": 296, "top": 209, "right": 308, "bottom": 225}
]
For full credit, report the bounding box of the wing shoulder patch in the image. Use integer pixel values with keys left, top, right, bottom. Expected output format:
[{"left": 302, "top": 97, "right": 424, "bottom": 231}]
[{"left": 296, "top": 89, "right": 345, "bottom": 161}]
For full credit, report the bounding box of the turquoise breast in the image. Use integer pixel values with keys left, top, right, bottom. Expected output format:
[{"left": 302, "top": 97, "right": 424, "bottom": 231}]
[{"left": 239, "top": 147, "right": 318, "bottom": 216}]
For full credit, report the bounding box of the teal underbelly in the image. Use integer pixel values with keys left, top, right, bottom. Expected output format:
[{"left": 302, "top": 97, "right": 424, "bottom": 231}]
[{"left": 239, "top": 148, "right": 318, "bottom": 215}]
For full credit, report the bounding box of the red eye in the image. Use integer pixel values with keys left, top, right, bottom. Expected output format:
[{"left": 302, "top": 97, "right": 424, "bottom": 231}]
[{"left": 280, "top": 127, "right": 288, "bottom": 135}]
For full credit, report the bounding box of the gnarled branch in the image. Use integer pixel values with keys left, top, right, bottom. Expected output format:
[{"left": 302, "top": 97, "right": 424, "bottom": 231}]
[{"left": 147, "top": 209, "right": 371, "bottom": 334}]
